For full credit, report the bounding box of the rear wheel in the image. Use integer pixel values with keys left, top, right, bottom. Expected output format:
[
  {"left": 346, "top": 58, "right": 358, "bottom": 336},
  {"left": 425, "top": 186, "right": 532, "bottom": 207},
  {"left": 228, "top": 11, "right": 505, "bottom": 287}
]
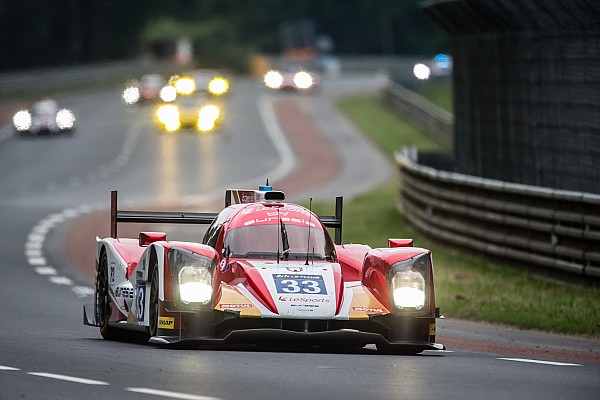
[{"left": 96, "top": 252, "right": 118, "bottom": 340}]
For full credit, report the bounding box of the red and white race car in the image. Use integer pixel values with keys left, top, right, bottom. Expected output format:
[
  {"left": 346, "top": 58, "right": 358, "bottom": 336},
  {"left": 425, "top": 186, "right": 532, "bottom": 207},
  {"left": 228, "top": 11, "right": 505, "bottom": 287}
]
[{"left": 83, "top": 186, "right": 443, "bottom": 354}]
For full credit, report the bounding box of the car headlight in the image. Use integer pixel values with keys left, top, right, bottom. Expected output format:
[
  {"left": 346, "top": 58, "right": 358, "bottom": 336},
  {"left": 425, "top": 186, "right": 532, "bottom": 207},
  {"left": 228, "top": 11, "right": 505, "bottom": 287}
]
[
  {"left": 122, "top": 86, "right": 140, "bottom": 104},
  {"left": 198, "top": 105, "right": 219, "bottom": 132},
  {"left": 264, "top": 70, "right": 283, "bottom": 89},
  {"left": 208, "top": 77, "right": 229, "bottom": 95},
  {"left": 56, "top": 109, "right": 75, "bottom": 130},
  {"left": 169, "top": 248, "right": 214, "bottom": 305},
  {"left": 159, "top": 85, "right": 177, "bottom": 102},
  {"left": 293, "top": 71, "right": 313, "bottom": 89},
  {"left": 156, "top": 105, "right": 180, "bottom": 132},
  {"left": 388, "top": 253, "right": 430, "bottom": 311},
  {"left": 175, "top": 78, "right": 195, "bottom": 95},
  {"left": 13, "top": 110, "right": 32, "bottom": 131}
]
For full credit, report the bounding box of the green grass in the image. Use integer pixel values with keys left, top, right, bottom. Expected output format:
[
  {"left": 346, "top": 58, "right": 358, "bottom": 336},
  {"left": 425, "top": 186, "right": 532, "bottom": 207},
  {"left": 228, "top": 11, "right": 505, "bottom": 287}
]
[
  {"left": 333, "top": 93, "right": 600, "bottom": 337},
  {"left": 410, "top": 77, "right": 453, "bottom": 113}
]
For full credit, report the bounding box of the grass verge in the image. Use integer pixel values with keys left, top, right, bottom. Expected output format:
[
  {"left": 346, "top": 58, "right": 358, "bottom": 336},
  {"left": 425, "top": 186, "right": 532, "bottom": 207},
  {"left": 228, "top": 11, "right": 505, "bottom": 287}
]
[{"left": 331, "top": 93, "right": 600, "bottom": 337}]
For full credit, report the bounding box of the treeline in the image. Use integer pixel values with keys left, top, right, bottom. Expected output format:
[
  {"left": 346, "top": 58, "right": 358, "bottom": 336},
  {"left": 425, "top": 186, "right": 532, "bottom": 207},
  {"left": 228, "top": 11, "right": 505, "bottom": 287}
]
[{"left": 0, "top": 0, "right": 447, "bottom": 71}]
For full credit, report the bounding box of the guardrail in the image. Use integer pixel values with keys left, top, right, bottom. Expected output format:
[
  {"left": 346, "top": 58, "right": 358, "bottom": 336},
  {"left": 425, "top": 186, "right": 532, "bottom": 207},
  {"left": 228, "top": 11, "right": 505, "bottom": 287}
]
[
  {"left": 382, "top": 82, "right": 600, "bottom": 277},
  {"left": 396, "top": 147, "right": 600, "bottom": 277},
  {"left": 0, "top": 60, "right": 179, "bottom": 97},
  {"left": 382, "top": 81, "right": 453, "bottom": 148}
]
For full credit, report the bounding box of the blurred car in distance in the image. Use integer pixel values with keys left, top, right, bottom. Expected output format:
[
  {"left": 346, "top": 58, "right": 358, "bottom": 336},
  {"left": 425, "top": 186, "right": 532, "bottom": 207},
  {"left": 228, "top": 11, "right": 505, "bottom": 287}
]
[
  {"left": 123, "top": 73, "right": 166, "bottom": 105},
  {"left": 264, "top": 66, "right": 319, "bottom": 92},
  {"left": 13, "top": 98, "right": 75, "bottom": 135},
  {"left": 155, "top": 92, "right": 221, "bottom": 133}
]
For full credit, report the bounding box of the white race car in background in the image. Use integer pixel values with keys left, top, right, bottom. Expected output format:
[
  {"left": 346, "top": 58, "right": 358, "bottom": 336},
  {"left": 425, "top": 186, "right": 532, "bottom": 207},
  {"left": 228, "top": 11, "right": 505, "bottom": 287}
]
[
  {"left": 12, "top": 98, "right": 75, "bottom": 135},
  {"left": 122, "top": 73, "right": 166, "bottom": 105},
  {"left": 264, "top": 66, "right": 320, "bottom": 92}
]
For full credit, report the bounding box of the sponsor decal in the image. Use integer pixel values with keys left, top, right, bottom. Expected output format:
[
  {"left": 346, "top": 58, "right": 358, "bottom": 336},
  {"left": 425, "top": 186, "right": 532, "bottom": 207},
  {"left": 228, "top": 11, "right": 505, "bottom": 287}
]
[
  {"left": 159, "top": 317, "right": 175, "bottom": 329},
  {"left": 429, "top": 323, "right": 436, "bottom": 336},
  {"left": 109, "top": 262, "right": 115, "bottom": 284},
  {"left": 279, "top": 296, "right": 330, "bottom": 303},
  {"left": 273, "top": 274, "right": 327, "bottom": 295},
  {"left": 115, "top": 287, "right": 134, "bottom": 299},
  {"left": 220, "top": 304, "right": 252, "bottom": 308},
  {"left": 352, "top": 307, "right": 384, "bottom": 313},
  {"left": 286, "top": 267, "right": 303, "bottom": 273}
]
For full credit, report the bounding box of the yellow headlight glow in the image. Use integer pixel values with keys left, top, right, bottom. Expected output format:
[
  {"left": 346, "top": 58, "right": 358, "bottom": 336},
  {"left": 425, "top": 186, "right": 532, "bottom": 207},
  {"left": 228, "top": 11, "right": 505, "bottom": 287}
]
[
  {"left": 175, "top": 78, "right": 196, "bottom": 95},
  {"left": 198, "top": 105, "right": 220, "bottom": 132},
  {"left": 208, "top": 77, "right": 229, "bottom": 95},
  {"left": 156, "top": 105, "right": 180, "bottom": 132}
]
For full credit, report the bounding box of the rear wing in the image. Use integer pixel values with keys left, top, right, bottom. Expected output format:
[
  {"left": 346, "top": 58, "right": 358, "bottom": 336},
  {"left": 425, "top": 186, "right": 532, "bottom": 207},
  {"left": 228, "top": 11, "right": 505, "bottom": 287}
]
[{"left": 110, "top": 189, "right": 343, "bottom": 244}]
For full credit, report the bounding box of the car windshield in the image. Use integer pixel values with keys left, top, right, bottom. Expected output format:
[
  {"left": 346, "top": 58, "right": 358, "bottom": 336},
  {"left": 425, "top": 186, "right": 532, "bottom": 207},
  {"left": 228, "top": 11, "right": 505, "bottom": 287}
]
[{"left": 224, "top": 224, "right": 334, "bottom": 261}]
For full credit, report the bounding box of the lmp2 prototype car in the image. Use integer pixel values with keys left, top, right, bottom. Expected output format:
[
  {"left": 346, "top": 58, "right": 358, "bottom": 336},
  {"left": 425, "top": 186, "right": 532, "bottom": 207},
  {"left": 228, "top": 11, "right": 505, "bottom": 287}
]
[{"left": 83, "top": 186, "right": 444, "bottom": 354}]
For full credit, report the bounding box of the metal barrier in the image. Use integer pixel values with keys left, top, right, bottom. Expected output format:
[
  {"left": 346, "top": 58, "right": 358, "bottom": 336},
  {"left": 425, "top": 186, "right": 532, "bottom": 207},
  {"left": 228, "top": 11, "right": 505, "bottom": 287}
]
[
  {"left": 382, "top": 82, "right": 600, "bottom": 277},
  {"left": 0, "top": 60, "right": 180, "bottom": 97},
  {"left": 396, "top": 147, "right": 600, "bottom": 277},
  {"left": 382, "top": 82, "right": 453, "bottom": 148}
]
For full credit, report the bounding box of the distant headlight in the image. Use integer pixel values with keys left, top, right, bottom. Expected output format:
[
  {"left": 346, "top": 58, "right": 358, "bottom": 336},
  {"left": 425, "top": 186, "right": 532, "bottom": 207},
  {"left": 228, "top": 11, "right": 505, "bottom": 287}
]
[
  {"left": 56, "top": 109, "right": 75, "bottom": 130},
  {"left": 208, "top": 77, "right": 229, "bottom": 95},
  {"left": 159, "top": 85, "right": 177, "bottom": 102},
  {"left": 169, "top": 248, "right": 213, "bottom": 305},
  {"left": 293, "top": 71, "right": 313, "bottom": 90},
  {"left": 156, "top": 105, "right": 180, "bottom": 132},
  {"left": 175, "top": 78, "right": 195, "bottom": 95},
  {"left": 264, "top": 70, "right": 283, "bottom": 89},
  {"left": 413, "top": 63, "right": 431, "bottom": 80},
  {"left": 389, "top": 253, "right": 430, "bottom": 311},
  {"left": 198, "top": 105, "right": 219, "bottom": 132},
  {"left": 122, "top": 86, "right": 140, "bottom": 105},
  {"left": 13, "top": 110, "right": 32, "bottom": 131}
]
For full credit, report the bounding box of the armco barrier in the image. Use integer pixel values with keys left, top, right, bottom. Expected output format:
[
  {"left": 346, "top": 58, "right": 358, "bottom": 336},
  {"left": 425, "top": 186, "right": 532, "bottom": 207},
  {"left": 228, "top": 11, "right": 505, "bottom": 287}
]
[
  {"left": 0, "top": 60, "right": 180, "bottom": 97},
  {"left": 382, "top": 82, "right": 453, "bottom": 149},
  {"left": 396, "top": 147, "right": 600, "bottom": 277}
]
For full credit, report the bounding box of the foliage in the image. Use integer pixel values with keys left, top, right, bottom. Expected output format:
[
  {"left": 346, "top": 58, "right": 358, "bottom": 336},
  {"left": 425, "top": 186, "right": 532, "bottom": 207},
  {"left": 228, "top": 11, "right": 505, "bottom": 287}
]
[{"left": 0, "top": 0, "right": 448, "bottom": 71}]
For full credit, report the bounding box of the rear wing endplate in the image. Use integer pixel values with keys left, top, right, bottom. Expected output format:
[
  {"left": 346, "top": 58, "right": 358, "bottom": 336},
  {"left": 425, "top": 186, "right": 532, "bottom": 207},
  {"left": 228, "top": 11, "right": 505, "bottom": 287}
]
[{"left": 110, "top": 190, "right": 343, "bottom": 244}]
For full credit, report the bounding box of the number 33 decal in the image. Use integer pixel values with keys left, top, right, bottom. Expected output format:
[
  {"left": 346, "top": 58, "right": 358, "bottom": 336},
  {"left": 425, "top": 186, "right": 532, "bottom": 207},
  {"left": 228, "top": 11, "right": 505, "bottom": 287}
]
[{"left": 280, "top": 279, "right": 323, "bottom": 294}]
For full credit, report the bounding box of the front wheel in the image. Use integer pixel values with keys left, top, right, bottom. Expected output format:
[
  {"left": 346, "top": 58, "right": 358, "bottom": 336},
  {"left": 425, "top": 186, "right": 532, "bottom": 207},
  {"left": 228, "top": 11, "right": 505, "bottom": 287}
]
[
  {"left": 97, "top": 252, "right": 119, "bottom": 340},
  {"left": 147, "top": 263, "right": 160, "bottom": 338}
]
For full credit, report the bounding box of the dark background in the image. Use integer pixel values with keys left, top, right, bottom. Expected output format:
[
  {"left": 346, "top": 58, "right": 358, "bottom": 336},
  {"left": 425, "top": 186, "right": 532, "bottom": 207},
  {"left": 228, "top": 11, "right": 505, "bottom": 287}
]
[{"left": 0, "top": 0, "right": 448, "bottom": 72}]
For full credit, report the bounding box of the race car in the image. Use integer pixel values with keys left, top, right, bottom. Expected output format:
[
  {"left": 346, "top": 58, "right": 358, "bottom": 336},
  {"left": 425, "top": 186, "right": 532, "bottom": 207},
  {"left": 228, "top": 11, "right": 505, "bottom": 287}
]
[
  {"left": 154, "top": 92, "right": 221, "bottom": 133},
  {"left": 122, "top": 73, "right": 166, "bottom": 105},
  {"left": 263, "top": 66, "right": 320, "bottom": 92},
  {"left": 83, "top": 186, "right": 444, "bottom": 354},
  {"left": 12, "top": 98, "right": 75, "bottom": 135}
]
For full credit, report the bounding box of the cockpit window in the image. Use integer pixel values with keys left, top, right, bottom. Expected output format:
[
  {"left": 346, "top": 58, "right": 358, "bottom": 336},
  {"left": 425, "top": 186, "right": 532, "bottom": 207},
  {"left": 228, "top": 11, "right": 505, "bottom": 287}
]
[{"left": 224, "top": 224, "right": 334, "bottom": 261}]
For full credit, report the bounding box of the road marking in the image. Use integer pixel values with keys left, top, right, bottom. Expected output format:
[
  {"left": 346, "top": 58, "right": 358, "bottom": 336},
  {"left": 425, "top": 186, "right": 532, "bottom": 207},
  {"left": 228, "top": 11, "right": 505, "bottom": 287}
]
[
  {"left": 0, "top": 365, "right": 20, "bottom": 371},
  {"left": 498, "top": 358, "right": 582, "bottom": 367},
  {"left": 126, "top": 387, "right": 222, "bottom": 400},
  {"left": 27, "top": 372, "right": 110, "bottom": 385}
]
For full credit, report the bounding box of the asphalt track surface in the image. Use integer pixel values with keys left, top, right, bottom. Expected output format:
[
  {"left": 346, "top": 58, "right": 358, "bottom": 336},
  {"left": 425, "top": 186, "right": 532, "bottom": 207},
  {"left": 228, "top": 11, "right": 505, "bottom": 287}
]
[{"left": 0, "top": 75, "right": 598, "bottom": 400}]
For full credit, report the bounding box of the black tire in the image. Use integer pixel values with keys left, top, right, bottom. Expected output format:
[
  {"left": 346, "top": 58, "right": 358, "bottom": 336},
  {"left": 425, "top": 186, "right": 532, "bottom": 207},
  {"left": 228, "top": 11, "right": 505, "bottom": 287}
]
[
  {"left": 147, "top": 263, "right": 160, "bottom": 338},
  {"left": 376, "top": 342, "right": 423, "bottom": 355},
  {"left": 96, "top": 251, "right": 119, "bottom": 340}
]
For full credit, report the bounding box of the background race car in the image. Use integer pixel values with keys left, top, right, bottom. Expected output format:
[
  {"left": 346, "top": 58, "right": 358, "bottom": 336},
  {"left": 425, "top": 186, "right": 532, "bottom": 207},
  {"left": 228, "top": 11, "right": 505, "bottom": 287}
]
[{"left": 13, "top": 98, "right": 75, "bottom": 135}]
